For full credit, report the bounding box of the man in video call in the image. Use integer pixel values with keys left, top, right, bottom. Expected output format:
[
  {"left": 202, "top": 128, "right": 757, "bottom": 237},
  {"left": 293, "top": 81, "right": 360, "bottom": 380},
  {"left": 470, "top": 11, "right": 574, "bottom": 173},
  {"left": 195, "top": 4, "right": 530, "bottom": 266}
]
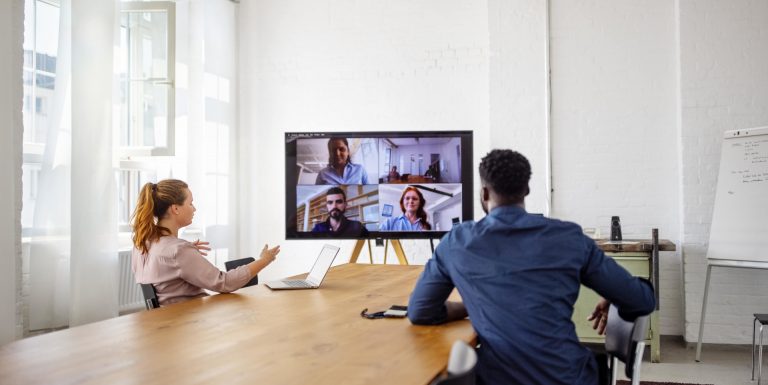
[
  {"left": 311, "top": 187, "right": 369, "bottom": 237},
  {"left": 407, "top": 149, "right": 655, "bottom": 385}
]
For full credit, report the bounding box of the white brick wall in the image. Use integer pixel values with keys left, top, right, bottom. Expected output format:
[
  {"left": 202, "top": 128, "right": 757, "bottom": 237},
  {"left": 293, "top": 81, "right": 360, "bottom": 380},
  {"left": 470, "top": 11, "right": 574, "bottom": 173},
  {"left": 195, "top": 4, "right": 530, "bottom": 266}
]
[
  {"left": 679, "top": 0, "right": 768, "bottom": 343},
  {"left": 0, "top": 0, "right": 24, "bottom": 344},
  {"left": 488, "top": 0, "right": 550, "bottom": 215},
  {"left": 549, "top": 0, "right": 683, "bottom": 335}
]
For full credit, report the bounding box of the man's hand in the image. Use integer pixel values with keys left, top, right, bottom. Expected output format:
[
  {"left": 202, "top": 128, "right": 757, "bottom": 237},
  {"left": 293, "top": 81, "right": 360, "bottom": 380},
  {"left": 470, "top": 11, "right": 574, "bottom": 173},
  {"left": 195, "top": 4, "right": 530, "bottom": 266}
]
[
  {"left": 587, "top": 298, "right": 610, "bottom": 335},
  {"left": 193, "top": 239, "right": 212, "bottom": 256}
]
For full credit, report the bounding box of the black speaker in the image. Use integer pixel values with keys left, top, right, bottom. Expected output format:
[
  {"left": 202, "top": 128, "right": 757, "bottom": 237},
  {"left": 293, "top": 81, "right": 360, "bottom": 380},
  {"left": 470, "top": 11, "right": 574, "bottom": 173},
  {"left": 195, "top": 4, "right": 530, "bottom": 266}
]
[{"left": 610, "top": 216, "right": 622, "bottom": 241}]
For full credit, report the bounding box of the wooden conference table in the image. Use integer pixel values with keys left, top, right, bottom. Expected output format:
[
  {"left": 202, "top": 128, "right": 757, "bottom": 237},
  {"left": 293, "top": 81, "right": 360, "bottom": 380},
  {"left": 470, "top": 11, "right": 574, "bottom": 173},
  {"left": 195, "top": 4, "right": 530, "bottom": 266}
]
[{"left": 0, "top": 264, "right": 475, "bottom": 385}]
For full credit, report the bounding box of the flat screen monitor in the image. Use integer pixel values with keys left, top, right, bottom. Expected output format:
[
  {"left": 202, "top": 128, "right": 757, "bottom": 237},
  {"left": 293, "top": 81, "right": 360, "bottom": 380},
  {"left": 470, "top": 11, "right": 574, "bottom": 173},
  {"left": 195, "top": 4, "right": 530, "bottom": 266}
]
[{"left": 285, "top": 131, "right": 473, "bottom": 239}]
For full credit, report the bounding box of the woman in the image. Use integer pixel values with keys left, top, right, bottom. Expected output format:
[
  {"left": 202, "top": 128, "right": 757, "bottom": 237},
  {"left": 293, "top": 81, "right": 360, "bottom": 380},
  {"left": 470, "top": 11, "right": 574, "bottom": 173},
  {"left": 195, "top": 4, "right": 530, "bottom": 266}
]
[
  {"left": 379, "top": 186, "right": 432, "bottom": 231},
  {"left": 315, "top": 137, "right": 369, "bottom": 185},
  {"left": 131, "top": 179, "right": 280, "bottom": 306}
]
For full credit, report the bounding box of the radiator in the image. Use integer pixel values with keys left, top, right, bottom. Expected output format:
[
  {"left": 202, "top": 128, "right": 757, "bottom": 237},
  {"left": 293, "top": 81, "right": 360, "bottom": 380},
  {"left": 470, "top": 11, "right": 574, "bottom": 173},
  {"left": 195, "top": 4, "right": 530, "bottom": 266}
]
[{"left": 118, "top": 250, "right": 144, "bottom": 313}]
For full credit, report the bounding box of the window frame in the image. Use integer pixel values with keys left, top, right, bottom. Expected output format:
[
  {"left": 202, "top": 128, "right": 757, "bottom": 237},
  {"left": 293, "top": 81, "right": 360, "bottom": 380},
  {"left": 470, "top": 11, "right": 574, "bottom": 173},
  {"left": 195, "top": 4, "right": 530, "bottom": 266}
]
[{"left": 116, "top": 1, "right": 176, "bottom": 158}]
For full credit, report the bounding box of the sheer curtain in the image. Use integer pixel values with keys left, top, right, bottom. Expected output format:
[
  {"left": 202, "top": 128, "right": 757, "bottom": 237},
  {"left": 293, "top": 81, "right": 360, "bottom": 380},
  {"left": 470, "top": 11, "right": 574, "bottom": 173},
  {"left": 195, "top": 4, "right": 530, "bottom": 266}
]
[
  {"left": 26, "top": 0, "right": 238, "bottom": 331},
  {"left": 175, "top": 0, "right": 240, "bottom": 266},
  {"left": 28, "top": 0, "right": 118, "bottom": 330}
]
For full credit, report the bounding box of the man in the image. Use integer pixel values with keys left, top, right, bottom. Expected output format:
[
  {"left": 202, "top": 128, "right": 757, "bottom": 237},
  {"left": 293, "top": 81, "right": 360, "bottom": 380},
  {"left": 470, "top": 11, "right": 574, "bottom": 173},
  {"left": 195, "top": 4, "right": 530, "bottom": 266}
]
[
  {"left": 315, "top": 137, "right": 369, "bottom": 185},
  {"left": 311, "top": 187, "right": 368, "bottom": 237},
  {"left": 407, "top": 149, "right": 655, "bottom": 385}
]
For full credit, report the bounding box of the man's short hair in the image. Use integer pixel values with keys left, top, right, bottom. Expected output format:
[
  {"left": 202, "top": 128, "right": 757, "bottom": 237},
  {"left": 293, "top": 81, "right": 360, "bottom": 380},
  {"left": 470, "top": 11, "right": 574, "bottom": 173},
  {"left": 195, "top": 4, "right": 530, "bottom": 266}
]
[
  {"left": 326, "top": 186, "right": 346, "bottom": 201},
  {"left": 479, "top": 149, "right": 531, "bottom": 203}
]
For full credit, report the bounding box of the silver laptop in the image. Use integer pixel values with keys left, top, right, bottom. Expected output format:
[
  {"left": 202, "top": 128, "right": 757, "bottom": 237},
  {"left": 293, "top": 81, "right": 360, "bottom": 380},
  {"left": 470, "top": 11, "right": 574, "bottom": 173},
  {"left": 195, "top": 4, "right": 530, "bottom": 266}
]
[{"left": 265, "top": 244, "right": 340, "bottom": 290}]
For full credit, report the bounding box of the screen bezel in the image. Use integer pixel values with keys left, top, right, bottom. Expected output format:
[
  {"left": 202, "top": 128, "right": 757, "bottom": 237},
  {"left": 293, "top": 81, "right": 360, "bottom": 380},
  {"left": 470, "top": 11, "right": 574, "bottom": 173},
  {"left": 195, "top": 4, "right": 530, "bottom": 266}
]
[{"left": 285, "top": 131, "right": 473, "bottom": 240}]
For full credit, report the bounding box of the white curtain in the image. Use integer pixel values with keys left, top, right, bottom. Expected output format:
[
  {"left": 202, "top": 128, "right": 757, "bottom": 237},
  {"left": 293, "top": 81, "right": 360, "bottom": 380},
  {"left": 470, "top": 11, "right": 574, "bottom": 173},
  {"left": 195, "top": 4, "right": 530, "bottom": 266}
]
[
  {"left": 175, "top": 0, "right": 239, "bottom": 266},
  {"left": 28, "top": 0, "right": 73, "bottom": 330},
  {"left": 28, "top": 0, "right": 118, "bottom": 330},
  {"left": 27, "top": 0, "right": 238, "bottom": 331}
]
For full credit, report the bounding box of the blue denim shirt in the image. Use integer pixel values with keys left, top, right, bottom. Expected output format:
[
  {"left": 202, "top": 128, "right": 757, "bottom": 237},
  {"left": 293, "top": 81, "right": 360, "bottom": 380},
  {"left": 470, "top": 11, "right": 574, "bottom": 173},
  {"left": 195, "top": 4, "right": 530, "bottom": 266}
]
[
  {"left": 408, "top": 205, "right": 655, "bottom": 385},
  {"left": 379, "top": 214, "right": 425, "bottom": 231},
  {"left": 315, "top": 163, "right": 369, "bottom": 185}
]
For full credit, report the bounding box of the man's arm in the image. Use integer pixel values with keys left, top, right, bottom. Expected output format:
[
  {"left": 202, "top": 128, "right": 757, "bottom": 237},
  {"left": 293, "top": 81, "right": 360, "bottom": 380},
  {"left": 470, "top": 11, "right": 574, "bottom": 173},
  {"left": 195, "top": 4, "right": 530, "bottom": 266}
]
[
  {"left": 408, "top": 246, "right": 464, "bottom": 325},
  {"left": 581, "top": 237, "right": 656, "bottom": 321}
]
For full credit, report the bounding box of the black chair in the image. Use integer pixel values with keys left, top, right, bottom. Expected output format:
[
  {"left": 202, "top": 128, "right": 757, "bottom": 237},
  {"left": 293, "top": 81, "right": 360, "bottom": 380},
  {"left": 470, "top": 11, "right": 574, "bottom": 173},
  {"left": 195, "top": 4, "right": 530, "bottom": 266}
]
[
  {"left": 602, "top": 304, "right": 650, "bottom": 385},
  {"left": 225, "top": 257, "right": 258, "bottom": 287},
  {"left": 140, "top": 284, "right": 159, "bottom": 310},
  {"left": 430, "top": 340, "right": 477, "bottom": 385}
]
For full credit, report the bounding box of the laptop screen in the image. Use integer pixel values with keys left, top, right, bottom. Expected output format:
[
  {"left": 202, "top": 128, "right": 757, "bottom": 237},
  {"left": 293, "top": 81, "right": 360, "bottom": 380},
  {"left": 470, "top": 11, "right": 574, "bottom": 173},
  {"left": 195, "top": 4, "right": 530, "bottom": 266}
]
[{"left": 306, "top": 245, "right": 340, "bottom": 285}]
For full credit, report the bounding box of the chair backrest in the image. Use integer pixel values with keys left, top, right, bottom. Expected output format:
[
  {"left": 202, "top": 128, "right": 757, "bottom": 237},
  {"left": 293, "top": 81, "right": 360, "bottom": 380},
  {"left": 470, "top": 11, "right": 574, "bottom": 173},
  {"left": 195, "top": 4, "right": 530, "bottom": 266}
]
[
  {"left": 140, "top": 283, "right": 159, "bottom": 310},
  {"left": 430, "top": 340, "right": 477, "bottom": 385},
  {"left": 224, "top": 257, "right": 258, "bottom": 287},
  {"left": 605, "top": 304, "right": 649, "bottom": 380}
]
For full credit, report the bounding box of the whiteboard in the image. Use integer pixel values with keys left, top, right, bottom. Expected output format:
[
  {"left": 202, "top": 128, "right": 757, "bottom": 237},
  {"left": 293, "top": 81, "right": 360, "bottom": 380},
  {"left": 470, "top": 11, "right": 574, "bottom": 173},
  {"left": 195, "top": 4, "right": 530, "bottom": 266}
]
[{"left": 707, "top": 127, "right": 768, "bottom": 263}]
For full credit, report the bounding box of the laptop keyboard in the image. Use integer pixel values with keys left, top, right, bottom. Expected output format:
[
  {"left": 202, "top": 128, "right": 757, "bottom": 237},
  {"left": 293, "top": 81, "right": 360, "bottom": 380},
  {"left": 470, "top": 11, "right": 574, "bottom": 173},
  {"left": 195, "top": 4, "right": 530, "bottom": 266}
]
[{"left": 282, "top": 280, "right": 313, "bottom": 288}]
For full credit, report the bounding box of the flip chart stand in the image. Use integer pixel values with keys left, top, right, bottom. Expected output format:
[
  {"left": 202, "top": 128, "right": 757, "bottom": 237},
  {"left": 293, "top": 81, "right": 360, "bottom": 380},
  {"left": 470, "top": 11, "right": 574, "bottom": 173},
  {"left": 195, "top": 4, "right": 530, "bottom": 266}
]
[{"left": 695, "top": 260, "right": 768, "bottom": 361}]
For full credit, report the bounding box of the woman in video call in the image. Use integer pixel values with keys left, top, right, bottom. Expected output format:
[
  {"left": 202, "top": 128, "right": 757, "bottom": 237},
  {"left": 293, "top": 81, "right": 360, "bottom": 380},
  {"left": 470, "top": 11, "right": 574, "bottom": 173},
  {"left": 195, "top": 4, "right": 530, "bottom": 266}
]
[
  {"left": 131, "top": 179, "right": 281, "bottom": 306},
  {"left": 379, "top": 186, "right": 432, "bottom": 231},
  {"left": 315, "top": 137, "right": 370, "bottom": 185}
]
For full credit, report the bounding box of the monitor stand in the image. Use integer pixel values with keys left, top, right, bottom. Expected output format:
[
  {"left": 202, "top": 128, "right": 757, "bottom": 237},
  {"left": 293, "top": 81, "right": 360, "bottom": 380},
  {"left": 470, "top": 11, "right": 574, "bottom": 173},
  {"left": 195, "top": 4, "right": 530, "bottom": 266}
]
[{"left": 349, "top": 239, "right": 408, "bottom": 265}]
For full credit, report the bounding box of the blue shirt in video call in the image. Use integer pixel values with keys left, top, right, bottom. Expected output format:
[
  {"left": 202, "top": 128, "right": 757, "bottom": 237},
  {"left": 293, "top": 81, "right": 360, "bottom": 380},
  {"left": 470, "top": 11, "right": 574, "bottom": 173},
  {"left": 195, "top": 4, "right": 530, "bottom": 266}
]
[
  {"left": 407, "top": 205, "right": 656, "bottom": 385},
  {"left": 379, "top": 215, "right": 426, "bottom": 231},
  {"left": 315, "top": 163, "right": 369, "bottom": 185}
]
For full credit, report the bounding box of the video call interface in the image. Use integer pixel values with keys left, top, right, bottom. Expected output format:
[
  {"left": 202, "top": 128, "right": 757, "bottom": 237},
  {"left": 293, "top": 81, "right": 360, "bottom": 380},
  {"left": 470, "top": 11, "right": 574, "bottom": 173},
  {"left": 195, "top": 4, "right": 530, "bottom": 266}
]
[{"left": 286, "top": 132, "right": 472, "bottom": 239}]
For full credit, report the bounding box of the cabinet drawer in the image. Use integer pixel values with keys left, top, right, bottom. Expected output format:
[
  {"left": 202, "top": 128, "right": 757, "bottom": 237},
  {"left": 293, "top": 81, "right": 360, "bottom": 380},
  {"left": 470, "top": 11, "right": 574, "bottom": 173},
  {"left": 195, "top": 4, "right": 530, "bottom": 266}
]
[{"left": 609, "top": 255, "right": 650, "bottom": 278}]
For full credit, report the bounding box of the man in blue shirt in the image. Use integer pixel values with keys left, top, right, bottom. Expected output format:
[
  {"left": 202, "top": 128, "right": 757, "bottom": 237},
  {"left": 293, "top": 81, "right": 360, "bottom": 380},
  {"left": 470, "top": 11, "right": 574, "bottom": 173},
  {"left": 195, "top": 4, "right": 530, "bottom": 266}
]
[
  {"left": 315, "top": 137, "right": 369, "bottom": 185},
  {"left": 408, "top": 149, "right": 655, "bottom": 385}
]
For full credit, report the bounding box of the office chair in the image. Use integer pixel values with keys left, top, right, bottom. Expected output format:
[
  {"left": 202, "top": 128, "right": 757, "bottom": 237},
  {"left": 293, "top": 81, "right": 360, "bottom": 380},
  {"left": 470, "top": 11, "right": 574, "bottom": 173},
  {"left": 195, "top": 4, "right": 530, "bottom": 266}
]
[
  {"left": 430, "top": 340, "right": 477, "bottom": 385},
  {"left": 225, "top": 257, "right": 258, "bottom": 287},
  {"left": 140, "top": 283, "right": 159, "bottom": 310},
  {"left": 603, "top": 304, "right": 650, "bottom": 385}
]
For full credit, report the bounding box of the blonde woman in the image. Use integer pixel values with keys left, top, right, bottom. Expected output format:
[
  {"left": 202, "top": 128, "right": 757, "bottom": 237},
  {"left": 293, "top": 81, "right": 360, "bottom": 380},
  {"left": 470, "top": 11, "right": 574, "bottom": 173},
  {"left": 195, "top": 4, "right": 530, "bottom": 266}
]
[{"left": 131, "top": 179, "right": 280, "bottom": 306}]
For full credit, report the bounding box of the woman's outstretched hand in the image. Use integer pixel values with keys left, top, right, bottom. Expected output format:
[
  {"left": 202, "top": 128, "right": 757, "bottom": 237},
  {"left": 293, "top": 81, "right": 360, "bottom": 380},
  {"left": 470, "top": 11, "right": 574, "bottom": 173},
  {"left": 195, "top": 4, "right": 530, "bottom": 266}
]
[{"left": 259, "top": 244, "right": 281, "bottom": 264}]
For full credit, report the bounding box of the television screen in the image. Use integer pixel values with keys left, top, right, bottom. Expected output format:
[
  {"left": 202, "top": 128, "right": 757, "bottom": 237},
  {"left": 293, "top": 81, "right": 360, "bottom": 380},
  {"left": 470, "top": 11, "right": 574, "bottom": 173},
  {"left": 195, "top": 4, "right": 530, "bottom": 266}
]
[{"left": 285, "top": 131, "right": 473, "bottom": 239}]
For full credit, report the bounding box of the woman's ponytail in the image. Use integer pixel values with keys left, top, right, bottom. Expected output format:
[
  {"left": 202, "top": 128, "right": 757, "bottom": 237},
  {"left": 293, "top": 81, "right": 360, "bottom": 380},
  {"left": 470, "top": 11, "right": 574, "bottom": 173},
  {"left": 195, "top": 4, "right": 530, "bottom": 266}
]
[
  {"left": 131, "top": 179, "right": 189, "bottom": 254},
  {"left": 132, "top": 183, "right": 159, "bottom": 254}
]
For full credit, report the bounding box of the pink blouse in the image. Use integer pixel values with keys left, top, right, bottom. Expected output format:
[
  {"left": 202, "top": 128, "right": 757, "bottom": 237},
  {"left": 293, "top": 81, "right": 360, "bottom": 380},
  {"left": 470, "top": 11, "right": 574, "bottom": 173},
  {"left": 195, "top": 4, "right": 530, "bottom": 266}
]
[{"left": 131, "top": 236, "right": 253, "bottom": 306}]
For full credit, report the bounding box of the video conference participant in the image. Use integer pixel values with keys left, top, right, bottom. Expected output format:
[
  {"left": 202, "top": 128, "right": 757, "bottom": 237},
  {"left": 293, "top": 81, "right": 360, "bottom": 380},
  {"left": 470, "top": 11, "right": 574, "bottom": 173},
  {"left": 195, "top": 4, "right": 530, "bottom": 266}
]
[
  {"left": 379, "top": 186, "right": 432, "bottom": 231},
  {"left": 388, "top": 166, "right": 400, "bottom": 182},
  {"left": 315, "top": 137, "right": 369, "bottom": 185},
  {"left": 131, "top": 179, "right": 281, "bottom": 306},
  {"left": 311, "top": 187, "right": 369, "bottom": 237},
  {"left": 407, "top": 149, "right": 655, "bottom": 385}
]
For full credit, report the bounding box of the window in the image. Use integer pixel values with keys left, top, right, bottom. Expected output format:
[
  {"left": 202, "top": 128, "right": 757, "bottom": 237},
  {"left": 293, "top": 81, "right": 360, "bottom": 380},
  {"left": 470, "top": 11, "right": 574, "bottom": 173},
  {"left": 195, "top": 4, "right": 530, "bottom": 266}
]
[
  {"left": 116, "top": 1, "right": 176, "bottom": 157},
  {"left": 115, "top": 2, "right": 176, "bottom": 233}
]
